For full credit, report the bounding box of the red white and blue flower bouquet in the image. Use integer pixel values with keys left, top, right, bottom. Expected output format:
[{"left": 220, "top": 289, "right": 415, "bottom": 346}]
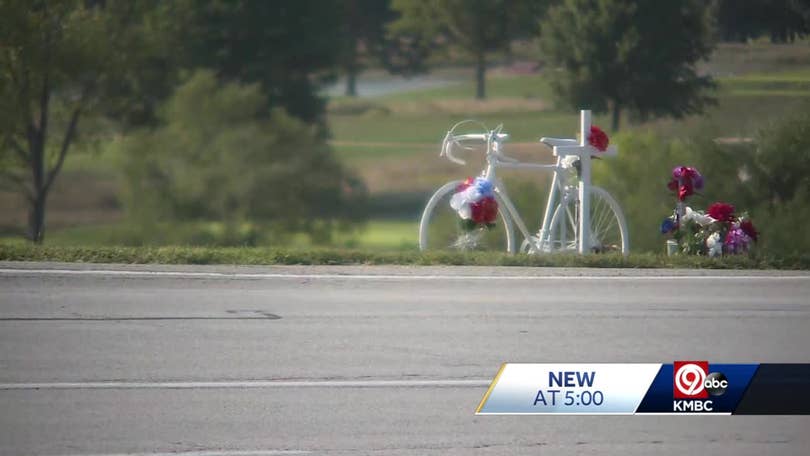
[{"left": 450, "top": 177, "right": 499, "bottom": 231}]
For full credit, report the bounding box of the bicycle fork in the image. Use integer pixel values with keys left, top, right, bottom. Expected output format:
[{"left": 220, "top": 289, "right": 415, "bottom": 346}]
[{"left": 536, "top": 164, "right": 561, "bottom": 245}]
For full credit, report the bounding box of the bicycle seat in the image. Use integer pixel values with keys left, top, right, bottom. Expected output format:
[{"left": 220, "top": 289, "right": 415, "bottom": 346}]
[{"left": 540, "top": 137, "right": 578, "bottom": 147}]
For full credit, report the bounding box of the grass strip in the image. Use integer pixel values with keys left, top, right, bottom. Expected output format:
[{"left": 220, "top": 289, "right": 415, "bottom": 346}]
[{"left": 2, "top": 244, "right": 809, "bottom": 269}]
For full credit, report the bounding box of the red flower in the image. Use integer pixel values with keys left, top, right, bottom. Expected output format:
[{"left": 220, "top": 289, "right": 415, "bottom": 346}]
[
  {"left": 740, "top": 219, "right": 758, "bottom": 242},
  {"left": 456, "top": 177, "right": 474, "bottom": 192},
  {"left": 678, "top": 182, "right": 694, "bottom": 201},
  {"left": 667, "top": 178, "right": 695, "bottom": 201},
  {"left": 668, "top": 166, "right": 704, "bottom": 201},
  {"left": 707, "top": 202, "right": 735, "bottom": 223},
  {"left": 470, "top": 196, "right": 498, "bottom": 224},
  {"left": 588, "top": 125, "right": 609, "bottom": 152}
]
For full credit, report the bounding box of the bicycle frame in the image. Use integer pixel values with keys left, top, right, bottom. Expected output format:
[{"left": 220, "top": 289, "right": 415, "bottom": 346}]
[
  {"left": 444, "top": 132, "right": 571, "bottom": 251},
  {"left": 485, "top": 145, "right": 570, "bottom": 252},
  {"left": 443, "top": 110, "right": 612, "bottom": 254}
]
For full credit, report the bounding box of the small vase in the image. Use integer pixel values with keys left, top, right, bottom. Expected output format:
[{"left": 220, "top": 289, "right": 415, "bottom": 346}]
[{"left": 666, "top": 240, "right": 679, "bottom": 256}]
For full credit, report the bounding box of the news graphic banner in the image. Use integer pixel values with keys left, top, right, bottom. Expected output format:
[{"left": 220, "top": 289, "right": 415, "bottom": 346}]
[{"left": 475, "top": 363, "right": 810, "bottom": 415}]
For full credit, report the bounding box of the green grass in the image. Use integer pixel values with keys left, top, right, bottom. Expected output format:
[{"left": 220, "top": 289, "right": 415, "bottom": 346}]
[
  {"left": 330, "top": 110, "right": 587, "bottom": 145},
  {"left": 2, "top": 243, "right": 809, "bottom": 269},
  {"left": 332, "top": 143, "right": 430, "bottom": 162},
  {"left": 12, "top": 219, "right": 420, "bottom": 251},
  {"left": 330, "top": 68, "right": 810, "bottom": 165},
  {"left": 60, "top": 134, "right": 128, "bottom": 174},
  {"left": 375, "top": 74, "right": 553, "bottom": 102},
  {"left": 718, "top": 70, "right": 810, "bottom": 97},
  {"left": 344, "top": 220, "right": 417, "bottom": 250},
  {"left": 702, "top": 40, "right": 810, "bottom": 75},
  {"left": 720, "top": 69, "right": 810, "bottom": 82}
]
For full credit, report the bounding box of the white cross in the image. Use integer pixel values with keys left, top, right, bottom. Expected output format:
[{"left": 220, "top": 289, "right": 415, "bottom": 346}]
[{"left": 551, "top": 110, "right": 617, "bottom": 254}]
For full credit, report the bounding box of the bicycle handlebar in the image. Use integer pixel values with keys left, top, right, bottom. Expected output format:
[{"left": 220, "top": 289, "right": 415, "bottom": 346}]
[
  {"left": 451, "top": 133, "right": 510, "bottom": 142},
  {"left": 441, "top": 131, "right": 467, "bottom": 165},
  {"left": 440, "top": 127, "right": 511, "bottom": 166}
]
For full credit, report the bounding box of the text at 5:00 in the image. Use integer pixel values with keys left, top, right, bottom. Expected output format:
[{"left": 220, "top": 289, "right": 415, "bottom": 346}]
[{"left": 533, "top": 390, "right": 605, "bottom": 407}]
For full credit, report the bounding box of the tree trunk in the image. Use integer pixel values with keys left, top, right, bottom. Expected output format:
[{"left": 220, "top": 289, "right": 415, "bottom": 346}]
[
  {"left": 475, "top": 51, "right": 486, "bottom": 100},
  {"left": 27, "top": 134, "right": 47, "bottom": 243},
  {"left": 344, "top": 28, "right": 359, "bottom": 97},
  {"left": 23, "top": 105, "right": 81, "bottom": 244},
  {"left": 28, "top": 123, "right": 47, "bottom": 244},
  {"left": 611, "top": 101, "right": 621, "bottom": 132},
  {"left": 28, "top": 193, "right": 47, "bottom": 244},
  {"left": 345, "top": 65, "right": 357, "bottom": 97}
]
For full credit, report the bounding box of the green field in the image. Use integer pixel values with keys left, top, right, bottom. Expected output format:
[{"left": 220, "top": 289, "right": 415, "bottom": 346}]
[
  {"left": 3, "top": 219, "right": 421, "bottom": 251},
  {"left": 331, "top": 70, "right": 810, "bottom": 165},
  {"left": 3, "top": 43, "right": 810, "bottom": 252}
]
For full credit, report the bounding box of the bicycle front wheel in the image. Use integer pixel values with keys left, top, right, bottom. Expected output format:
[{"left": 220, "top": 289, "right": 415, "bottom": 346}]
[
  {"left": 419, "top": 180, "right": 515, "bottom": 253},
  {"left": 547, "top": 186, "right": 629, "bottom": 255}
]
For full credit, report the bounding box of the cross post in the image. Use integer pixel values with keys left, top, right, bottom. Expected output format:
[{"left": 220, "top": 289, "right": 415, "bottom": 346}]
[
  {"left": 578, "top": 110, "right": 592, "bottom": 254},
  {"left": 550, "top": 110, "right": 616, "bottom": 254}
]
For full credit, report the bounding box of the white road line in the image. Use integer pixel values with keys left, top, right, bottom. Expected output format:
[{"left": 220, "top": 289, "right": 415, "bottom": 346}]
[
  {"left": 52, "top": 452, "right": 311, "bottom": 456},
  {"left": 0, "top": 379, "right": 491, "bottom": 390},
  {"left": 1, "top": 268, "right": 808, "bottom": 281}
]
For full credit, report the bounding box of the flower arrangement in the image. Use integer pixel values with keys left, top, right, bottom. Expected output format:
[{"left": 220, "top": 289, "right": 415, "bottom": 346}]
[
  {"left": 450, "top": 177, "right": 498, "bottom": 231},
  {"left": 667, "top": 166, "right": 704, "bottom": 201},
  {"left": 661, "top": 166, "right": 758, "bottom": 256}
]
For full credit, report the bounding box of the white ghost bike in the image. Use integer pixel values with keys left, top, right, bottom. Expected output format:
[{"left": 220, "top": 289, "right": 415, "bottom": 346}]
[{"left": 418, "top": 111, "right": 629, "bottom": 255}]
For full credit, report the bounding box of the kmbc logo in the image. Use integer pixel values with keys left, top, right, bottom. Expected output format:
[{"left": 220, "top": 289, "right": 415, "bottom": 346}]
[{"left": 673, "top": 361, "right": 728, "bottom": 399}]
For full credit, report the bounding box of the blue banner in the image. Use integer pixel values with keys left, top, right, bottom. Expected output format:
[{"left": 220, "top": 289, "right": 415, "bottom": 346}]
[{"left": 476, "top": 363, "right": 810, "bottom": 415}]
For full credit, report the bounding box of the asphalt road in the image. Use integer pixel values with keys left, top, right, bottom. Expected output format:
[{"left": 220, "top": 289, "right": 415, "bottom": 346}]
[{"left": 1, "top": 263, "right": 809, "bottom": 455}]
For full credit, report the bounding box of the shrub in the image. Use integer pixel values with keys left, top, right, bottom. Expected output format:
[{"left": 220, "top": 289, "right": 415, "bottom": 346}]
[{"left": 123, "top": 71, "right": 367, "bottom": 245}]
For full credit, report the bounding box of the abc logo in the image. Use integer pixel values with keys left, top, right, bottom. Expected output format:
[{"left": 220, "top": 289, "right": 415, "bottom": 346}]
[
  {"left": 673, "top": 361, "right": 728, "bottom": 398},
  {"left": 704, "top": 372, "right": 728, "bottom": 396}
]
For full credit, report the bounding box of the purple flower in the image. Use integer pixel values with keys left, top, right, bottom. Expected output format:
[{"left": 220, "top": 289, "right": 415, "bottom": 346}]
[
  {"left": 693, "top": 172, "right": 704, "bottom": 190},
  {"left": 724, "top": 227, "right": 751, "bottom": 254}
]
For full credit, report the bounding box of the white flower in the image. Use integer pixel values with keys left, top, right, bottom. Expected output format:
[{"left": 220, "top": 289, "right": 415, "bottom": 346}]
[
  {"left": 683, "top": 207, "right": 716, "bottom": 227},
  {"left": 450, "top": 177, "right": 497, "bottom": 221},
  {"left": 560, "top": 155, "right": 579, "bottom": 169},
  {"left": 706, "top": 232, "right": 723, "bottom": 257},
  {"left": 450, "top": 185, "right": 485, "bottom": 220}
]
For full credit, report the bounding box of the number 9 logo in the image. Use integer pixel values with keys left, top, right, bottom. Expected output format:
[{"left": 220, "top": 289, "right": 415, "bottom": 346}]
[{"left": 675, "top": 363, "right": 707, "bottom": 396}]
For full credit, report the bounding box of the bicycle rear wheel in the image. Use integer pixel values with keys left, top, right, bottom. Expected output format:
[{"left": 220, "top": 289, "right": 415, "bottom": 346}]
[
  {"left": 419, "top": 181, "right": 515, "bottom": 253},
  {"left": 547, "top": 186, "right": 629, "bottom": 255}
]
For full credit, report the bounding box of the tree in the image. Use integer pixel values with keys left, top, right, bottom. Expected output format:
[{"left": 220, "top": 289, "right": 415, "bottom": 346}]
[
  {"left": 540, "top": 0, "right": 716, "bottom": 131},
  {"left": 123, "top": 71, "right": 367, "bottom": 244},
  {"left": 179, "top": 0, "right": 344, "bottom": 128},
  {"left": 389, "top": 0, "right": 545, "bottom": 100},
  {"left": 715, "top": 0, "right": 810, "bottom": 43},
  {"left": 0, "top": 0, "right": 148, "bottom": 243},
  {"left": 338, "top": 0, "right": 398, "bottom": 97},
  {"left": 97, "top": 1, "right": 184, "bottom": 128}
]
